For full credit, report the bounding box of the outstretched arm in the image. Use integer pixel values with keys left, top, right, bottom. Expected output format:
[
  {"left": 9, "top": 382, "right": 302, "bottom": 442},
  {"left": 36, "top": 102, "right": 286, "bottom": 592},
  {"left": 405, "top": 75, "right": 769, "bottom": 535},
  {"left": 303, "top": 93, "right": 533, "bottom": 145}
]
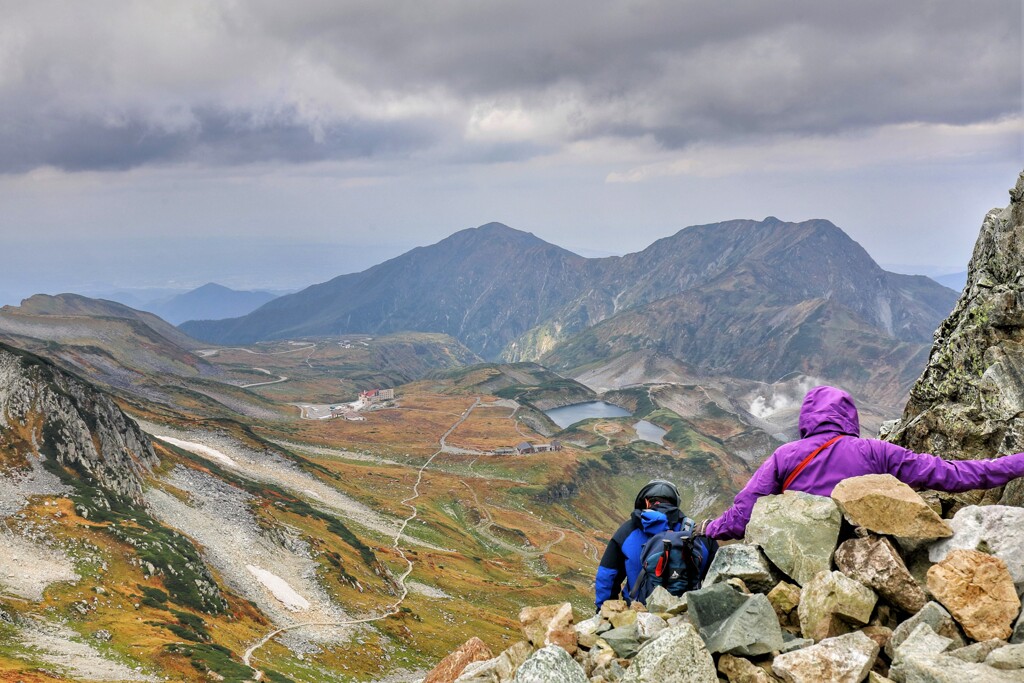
[
  {"left": 874, "top": 443, "right": 1024, "bottom": 492},
  {"left": 595, "top": 537, "right": 626, "bottom": 610},
  {"left": 705, "top": 453, "right": 783, "bottom": 541}
]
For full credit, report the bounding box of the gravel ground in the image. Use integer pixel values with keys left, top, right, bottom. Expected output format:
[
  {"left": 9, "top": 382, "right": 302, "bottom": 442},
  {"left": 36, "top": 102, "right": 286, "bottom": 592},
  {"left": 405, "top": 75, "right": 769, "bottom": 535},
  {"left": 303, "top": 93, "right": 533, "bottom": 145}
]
[
  {"left": 18, "top": 616, "right": 157, "bottom": 682},
  {"left": 141, "top": 421, "right": 447, "bottom": 550},
  {"left": 0, "top": 529, "right": 79, "bottom": 601},
  {"left": 145, "top": 466, "right": 359, "bottom": 652},
  {"left": 0, "top": 456, "right": 70, "bottom": 519}
]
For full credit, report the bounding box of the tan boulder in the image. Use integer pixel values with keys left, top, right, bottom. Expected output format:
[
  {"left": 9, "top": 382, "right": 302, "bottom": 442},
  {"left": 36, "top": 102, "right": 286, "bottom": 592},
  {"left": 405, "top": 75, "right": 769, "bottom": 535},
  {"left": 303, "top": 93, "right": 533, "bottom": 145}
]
[
  {"left": 767, "top": 581, "right": 802, "bottom": 635},
  {"left": 718, "top": 653, "right": 774, "bottom": 682},
  {"left": 519, "top": 602, "right": 578, "bottom": 655},
  {"left": 424, "top": 636, "right": 493, "bottom": 683},
  {"left": 927, "top": 549, "right": 1021, "bottom": 641},
  {"left": 831, "top": 474, "right": 952, "bottom": 539},
  {"left": 798, "top": 571, "right": 877, "bottom": 642}
]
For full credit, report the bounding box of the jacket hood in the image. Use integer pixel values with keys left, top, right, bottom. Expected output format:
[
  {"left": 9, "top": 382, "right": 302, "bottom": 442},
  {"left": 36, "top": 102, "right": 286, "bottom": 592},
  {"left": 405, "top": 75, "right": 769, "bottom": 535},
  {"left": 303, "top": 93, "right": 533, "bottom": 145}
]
[
  {"left": 632, "top": 508, "right": 672, "bottom": 535},
  {"left": 798, "top": 385, "right": 860, "bottom": 438}
]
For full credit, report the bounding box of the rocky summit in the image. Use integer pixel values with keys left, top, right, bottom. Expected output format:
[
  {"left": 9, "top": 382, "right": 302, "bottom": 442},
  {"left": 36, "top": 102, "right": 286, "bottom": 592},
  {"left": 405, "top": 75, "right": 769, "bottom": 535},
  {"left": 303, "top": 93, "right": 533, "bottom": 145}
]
[
  {"left": 889, "top": 171, "right": 1024, "bottom": 508},
  {"left": 420, "top": 475, "right": 1024, "bottom": 682}
]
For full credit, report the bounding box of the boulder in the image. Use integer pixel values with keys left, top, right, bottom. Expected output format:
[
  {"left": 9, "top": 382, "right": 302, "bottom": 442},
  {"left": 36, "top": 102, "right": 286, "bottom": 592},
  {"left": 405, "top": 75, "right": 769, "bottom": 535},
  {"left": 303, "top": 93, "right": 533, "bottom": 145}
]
[
  {"left": 831, "top": 474, "right": 953, "bottom": 539},
  {"left": 1012, "top": 611, "right": 1024, "bottom": 645},
  {"left": 745, "top": 491, "right": 842, "bottom": 587},
  {"left": 519, "top": 602, "right": 577, "bottom": 655},
  {"left": 573, "top": 614, "right": 604, "bottom": 649},
  {"left": 610, "top": 609, "right": 638, "bottom": 629},
  {"left": 424, "top": 637, "right": 494, "bottom": 683},
  {"left": 929, "top": 505, "right": 1024, "bottom": 592},
  {"left": 771, "top": 630, "right": 879, "bottom": 683},
  {"left": 798, "top": 570, "right": 877, "bottom": 642},
  {"left": 886, "top": 602, "right": 965, "bottom": 659},
  {"left": 986, "top": 643, "right": 1024, "bottom": 670},
  {"left": 455, "top": 642, "right": 532, "bottom": 683},
  {"left": 767, "top": 581, "right": 802, "bottom": 635},
  {"left": 511, "top": 644, "right": 588, "bottom": 683},
  {"left": 600, "top": 600, "right": 629, "bottom": 621},
  {"left": 718, "top": 653, "right": 774, "bottom": 683},
  {"left": 635, "top": 612, "right": 668, "bottom": 640},
  {"left": 687, "top": 583, "right": 785, "bottom": 656},
  {"left": 646, "top": 585, "right": 688, "bottom": 615},
  {"left": 600, "top": 624, "right": 641, "bottom": 659},
  {"left": 927, "top": 549, "right": 1021, "bottom": 641},
  {"left": 890, "top": 624, "right": 1020, "bottom": 683},
  {"left": 834, "top": 535, "right": 928, "bottom": 614},
  {"left": 620, "top": 623, "right": 718, "bottom": 683},
  {"left": 704, "top": 544, "right": 778, "bottom": 594},
  {"left": 949, "top": 640, "right": 1007, "bottom": 664}
]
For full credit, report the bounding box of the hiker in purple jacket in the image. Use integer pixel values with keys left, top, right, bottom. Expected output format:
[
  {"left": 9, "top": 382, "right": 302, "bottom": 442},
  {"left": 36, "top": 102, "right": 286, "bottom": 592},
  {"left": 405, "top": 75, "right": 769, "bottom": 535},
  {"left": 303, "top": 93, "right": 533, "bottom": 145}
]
[{"left": 704, "top": 385, "right": 1024, "bottom": 541}]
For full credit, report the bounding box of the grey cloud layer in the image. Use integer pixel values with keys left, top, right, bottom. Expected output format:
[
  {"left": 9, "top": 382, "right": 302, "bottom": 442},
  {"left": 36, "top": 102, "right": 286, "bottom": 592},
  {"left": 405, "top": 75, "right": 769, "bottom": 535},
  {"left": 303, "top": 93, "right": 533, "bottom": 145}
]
[{"left": 1, "top": 0, "right": 1019, "bottom": 172}]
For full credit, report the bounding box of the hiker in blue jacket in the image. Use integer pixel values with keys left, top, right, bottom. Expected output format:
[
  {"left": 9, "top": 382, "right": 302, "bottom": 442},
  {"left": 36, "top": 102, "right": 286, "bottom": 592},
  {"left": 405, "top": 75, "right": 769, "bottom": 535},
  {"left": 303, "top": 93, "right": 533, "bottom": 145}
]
[{"left": 594, "top": 480, "right": 715, "bottom": 610}]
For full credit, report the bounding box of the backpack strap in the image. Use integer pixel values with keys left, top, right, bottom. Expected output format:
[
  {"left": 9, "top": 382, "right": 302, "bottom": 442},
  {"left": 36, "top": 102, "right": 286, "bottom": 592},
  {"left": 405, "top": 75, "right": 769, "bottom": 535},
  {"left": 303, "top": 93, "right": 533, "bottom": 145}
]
[{"left": 782, "top": 435, "right": 845, "bottom": 491}]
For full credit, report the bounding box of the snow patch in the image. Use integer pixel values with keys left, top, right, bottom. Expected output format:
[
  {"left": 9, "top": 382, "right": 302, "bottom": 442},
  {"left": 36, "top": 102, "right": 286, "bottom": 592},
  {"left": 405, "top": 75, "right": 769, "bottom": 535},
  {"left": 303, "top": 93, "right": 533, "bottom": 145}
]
[
  {"left": 247, "top": 565, "right": 310, "bottom": 611},
  {"left": 155, "top": 436, "right": 238, "bottom": 468}
]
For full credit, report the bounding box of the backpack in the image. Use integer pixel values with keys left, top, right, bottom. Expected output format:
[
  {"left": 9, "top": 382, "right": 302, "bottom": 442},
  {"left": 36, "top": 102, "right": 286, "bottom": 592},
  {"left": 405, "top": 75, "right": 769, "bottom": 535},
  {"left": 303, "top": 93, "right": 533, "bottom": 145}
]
[{"left": 629, "top": 520, "right": 717, "bottom": 605}]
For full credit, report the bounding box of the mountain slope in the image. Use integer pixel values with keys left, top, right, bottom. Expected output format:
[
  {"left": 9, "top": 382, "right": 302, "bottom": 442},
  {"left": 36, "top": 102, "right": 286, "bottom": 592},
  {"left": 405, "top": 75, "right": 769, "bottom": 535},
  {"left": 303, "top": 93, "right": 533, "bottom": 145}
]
[
  {"left": 182, "top": 223, "right": 590, "bottom": 357},
  {"left": 156, "top": 283, "right": 278, "bottom": 325}
]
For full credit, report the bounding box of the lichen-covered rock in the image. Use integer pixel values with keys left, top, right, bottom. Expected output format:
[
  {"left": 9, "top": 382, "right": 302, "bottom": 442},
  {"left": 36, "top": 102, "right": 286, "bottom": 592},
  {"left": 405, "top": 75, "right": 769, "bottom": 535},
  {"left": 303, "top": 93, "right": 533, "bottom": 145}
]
[
  {"left": 704, "top": 544, "right": 778, "bottom": 594},
  {"left": 745, "top": 491, "right": 841, "bottom": 586},
  {"left": 687, "top": 583, "right": 785, "bottom": 656},
  {"left": 519, "top": 602, "right": 577, "bottom": 655},
  {"left": 772, "top": 630, "right": 879, "bottom": 683},
  {"left": 620, "top": 623, "right": 717, "bottom": 683},
  {"left": 512, "top": 644, "right": 587, "bottom": 683},
  {"left": 831, "top": 474, "right": 952, "bottom": 539},
  {"left": 798, "top": 571, "right": 877, "bottom": 642},
  {"left": 834, "top": 535, "right": 928, "bottom": 614},
  {"left": 888, "top": 171, "right": 1024, "bottom": 509},
  {"left": 929, "top": 505, "right": 1024, "bottom": 592},
  {"left": 768, "top": 581, "right": 802, "bottom": 635},
  {"left": 886, "top": 601, "right": 965, "bottom": 659},
  {"left": 424, "top": 637, "right": 494, "bottom": 683},
  {"left": 927, "top": 549, "right": 1021, "bottom": 641}
]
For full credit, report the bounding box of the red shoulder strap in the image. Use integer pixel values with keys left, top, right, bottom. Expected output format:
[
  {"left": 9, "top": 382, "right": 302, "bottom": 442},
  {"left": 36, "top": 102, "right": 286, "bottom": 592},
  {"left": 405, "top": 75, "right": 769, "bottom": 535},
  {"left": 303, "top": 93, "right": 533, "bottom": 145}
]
[{"left": 782, "top": 435, "right": 845, "bottom": 492}]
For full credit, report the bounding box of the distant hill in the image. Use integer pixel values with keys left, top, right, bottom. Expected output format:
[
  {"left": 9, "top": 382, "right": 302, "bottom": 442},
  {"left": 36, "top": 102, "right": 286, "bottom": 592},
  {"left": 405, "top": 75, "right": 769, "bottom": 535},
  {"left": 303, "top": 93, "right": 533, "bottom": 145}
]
[
  {"left": 156, "top": 283, "right": 278, "bottom": 325},
  {"left": 182, "top": 219, "right": 958, "bottom": 407},
  {"left": 933, "top": 271, "right": 967, "bottom": 292}
]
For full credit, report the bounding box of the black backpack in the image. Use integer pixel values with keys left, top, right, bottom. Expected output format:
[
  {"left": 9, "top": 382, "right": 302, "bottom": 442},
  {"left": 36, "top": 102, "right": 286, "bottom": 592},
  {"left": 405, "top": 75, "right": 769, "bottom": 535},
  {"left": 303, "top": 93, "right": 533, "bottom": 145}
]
[{"left": 629, "top": 521, "right": 717, "bottom": 605}]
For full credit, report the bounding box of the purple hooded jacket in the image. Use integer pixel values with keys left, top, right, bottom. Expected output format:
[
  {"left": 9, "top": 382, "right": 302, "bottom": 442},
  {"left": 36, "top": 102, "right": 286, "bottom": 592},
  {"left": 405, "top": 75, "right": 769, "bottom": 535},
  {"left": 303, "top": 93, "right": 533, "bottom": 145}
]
[{"left": 706, "top": 385, "right": 1024, "bottom": 541}]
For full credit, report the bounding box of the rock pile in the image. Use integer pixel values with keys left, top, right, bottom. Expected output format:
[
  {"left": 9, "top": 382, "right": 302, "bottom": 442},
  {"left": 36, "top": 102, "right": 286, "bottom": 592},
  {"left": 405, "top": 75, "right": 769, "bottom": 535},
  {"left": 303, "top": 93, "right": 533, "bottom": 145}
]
[{"left": 421, "top": 476, "right": 1024, "bottom": 682}]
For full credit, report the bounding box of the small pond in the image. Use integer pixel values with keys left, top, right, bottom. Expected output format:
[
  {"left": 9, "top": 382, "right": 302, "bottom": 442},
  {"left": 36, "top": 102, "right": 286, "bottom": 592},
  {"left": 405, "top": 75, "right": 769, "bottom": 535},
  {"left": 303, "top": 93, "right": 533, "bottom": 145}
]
[
  {"left": 544, "top": 401, "right": 631, "bottom": 429},
  {"left": 633, "top": 420, "right": 667, "bottom": 445}
]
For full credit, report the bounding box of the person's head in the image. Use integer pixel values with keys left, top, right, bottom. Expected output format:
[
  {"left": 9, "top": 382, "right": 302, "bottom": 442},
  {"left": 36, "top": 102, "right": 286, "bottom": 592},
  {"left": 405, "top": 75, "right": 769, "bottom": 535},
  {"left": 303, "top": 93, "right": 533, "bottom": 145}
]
[
  {"left": 798, "top": 385, "right": 860, "bottom": 438},
  {"left": 634, "top": 480, "right": 680, "bottom": 510}
]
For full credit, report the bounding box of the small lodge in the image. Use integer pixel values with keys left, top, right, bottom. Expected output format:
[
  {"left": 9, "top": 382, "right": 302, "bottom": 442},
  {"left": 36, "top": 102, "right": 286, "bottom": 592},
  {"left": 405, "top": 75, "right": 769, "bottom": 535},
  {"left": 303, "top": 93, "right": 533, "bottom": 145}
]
[{"left": 511, "top": 440, "right": 564, "bottom": 455}]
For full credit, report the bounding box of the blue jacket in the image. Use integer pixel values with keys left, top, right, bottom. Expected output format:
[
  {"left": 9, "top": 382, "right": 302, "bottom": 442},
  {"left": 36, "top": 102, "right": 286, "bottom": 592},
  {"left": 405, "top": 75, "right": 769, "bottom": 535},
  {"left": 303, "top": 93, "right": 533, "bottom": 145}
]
[{"left": 595, "top": 509, "right": 676, "bottom": 609}]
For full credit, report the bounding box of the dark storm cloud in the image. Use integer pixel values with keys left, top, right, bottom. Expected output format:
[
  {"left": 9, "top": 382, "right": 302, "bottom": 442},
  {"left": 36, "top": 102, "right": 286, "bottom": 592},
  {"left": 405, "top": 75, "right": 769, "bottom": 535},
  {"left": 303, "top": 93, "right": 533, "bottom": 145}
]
[{"left": 1, "top": 0, "right": 1019, "bottom": 172}]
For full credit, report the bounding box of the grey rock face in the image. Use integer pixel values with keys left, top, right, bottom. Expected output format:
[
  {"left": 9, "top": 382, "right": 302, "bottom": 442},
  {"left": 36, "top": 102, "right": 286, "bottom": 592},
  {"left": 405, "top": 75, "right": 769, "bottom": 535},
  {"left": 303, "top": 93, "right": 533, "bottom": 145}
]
[
  {"left": 798, "top": 570, "right": 877, "bottom": 643},
  {"left": 889, "top": 171, "right": 1024, "bottom": 508},
  {"left": 645, "top": 585, "right": 688, "bottom": 615},
  {"left": 601, "top": 624, "right": 641, "bottom": 658},
  {"left": 985, "top": 643, "right": 1024, "bottom": 670},
  {"left": 687, "top": 583, "right": 785, "bottom": 656},
  {"left": 620, "top": 623, "right": 718, "bottom": 683},
  {"left": 0, "top": 344, "right": 157, "bottom": 504},
  {"left": 745, "top": 491, "right": 841, "bottom": 587},
  {"left": 511, "top": 644, "right": 588, "bottom": 683},
  {"left": 886, "top": 602, "right": 965, "bottom": 659},
  {"left": 929, "top": 505, "right": 1024, "bottom": 592},
  {"left": 703, "top": 543, "right": 778, "bottom": 594}
]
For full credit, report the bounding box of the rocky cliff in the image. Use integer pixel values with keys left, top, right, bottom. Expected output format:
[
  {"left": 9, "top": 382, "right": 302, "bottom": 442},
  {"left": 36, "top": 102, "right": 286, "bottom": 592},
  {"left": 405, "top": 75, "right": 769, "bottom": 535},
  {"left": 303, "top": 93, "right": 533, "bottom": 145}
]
[
  {"left": 0, "top": 341, "right": 158, "bottom": 504},
  {"left": 889, "top": 171, "right": 1024, "bottom": 507}
]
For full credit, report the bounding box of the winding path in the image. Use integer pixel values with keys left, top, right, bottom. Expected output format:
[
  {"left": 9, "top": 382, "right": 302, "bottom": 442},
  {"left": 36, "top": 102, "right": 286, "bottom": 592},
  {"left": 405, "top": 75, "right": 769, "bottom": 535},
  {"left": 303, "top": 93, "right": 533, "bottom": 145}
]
[{"left": 241, "top": 398, "right": 481, "bottom": 670}]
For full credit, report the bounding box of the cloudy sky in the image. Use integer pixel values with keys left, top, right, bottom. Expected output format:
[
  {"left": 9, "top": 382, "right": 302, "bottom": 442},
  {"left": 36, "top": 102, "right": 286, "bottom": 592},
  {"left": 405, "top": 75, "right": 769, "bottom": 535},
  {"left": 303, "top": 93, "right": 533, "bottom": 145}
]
[{"left": 1, "top": 1, "right": 1021, "bottom": 302}]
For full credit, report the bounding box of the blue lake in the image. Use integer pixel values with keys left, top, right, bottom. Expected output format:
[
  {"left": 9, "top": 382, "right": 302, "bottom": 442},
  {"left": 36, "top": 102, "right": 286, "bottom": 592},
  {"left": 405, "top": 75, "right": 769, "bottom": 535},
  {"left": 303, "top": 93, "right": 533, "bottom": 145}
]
[
  {"left": 544, "top": 401, "right": 632, "bottom": 428},
  {"left": 633, "top": 420, "right": 668, "bottom": 445}
]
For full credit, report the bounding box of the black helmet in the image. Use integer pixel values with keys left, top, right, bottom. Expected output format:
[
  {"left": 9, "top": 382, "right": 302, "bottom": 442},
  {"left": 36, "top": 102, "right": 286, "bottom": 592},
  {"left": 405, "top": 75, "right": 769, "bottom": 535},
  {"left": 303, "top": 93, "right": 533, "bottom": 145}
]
[{"left": 634, "top": 479, "right": 680, "bottom": 509}]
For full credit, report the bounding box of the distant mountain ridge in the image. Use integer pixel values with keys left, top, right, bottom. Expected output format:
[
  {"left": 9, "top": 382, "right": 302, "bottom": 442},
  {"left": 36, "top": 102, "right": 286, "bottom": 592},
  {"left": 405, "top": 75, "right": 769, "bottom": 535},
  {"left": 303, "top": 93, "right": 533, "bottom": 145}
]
[
  {"left": 182, "top": 220, "right": 958, "bottom": 404},
  {"left": 156, "top": 283, "right": 278, "bottom": 325}
]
